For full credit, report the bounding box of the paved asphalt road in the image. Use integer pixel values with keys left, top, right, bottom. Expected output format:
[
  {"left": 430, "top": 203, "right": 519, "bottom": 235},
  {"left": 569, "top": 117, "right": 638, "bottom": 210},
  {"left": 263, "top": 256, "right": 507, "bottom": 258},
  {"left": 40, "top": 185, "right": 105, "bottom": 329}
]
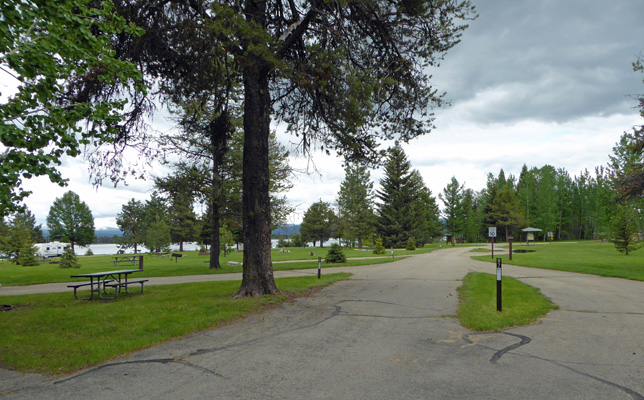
[{"left": 1, "top": 247, "right": 643, "bottom": 399}]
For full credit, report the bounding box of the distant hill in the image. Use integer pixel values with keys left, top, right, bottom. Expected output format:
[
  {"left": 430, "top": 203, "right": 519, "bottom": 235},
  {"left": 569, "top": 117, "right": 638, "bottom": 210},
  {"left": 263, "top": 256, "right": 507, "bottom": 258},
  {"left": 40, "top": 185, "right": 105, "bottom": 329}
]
[
  {"left": 95, "top": 227, "right": 122, "bottom": 237},
  {"left": 42, "top": 227, "right": 122, "bottom": 239},
  {"left": 272, "top": 224, "right": 301, "bottom": 237}
]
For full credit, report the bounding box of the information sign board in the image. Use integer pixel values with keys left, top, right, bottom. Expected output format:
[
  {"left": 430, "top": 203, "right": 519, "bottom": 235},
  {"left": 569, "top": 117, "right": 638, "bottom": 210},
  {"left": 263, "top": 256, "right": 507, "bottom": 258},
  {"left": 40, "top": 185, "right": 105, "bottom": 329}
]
[{"left": 488, "top": 227, "right": 497, "bottom": 238}]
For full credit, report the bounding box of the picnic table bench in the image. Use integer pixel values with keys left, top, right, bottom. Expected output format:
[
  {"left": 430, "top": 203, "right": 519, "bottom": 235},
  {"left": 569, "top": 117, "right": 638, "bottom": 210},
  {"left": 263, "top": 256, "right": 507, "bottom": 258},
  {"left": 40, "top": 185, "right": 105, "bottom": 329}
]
[{"left": 69, "top": 269, "right": 148, "bottom": 300}]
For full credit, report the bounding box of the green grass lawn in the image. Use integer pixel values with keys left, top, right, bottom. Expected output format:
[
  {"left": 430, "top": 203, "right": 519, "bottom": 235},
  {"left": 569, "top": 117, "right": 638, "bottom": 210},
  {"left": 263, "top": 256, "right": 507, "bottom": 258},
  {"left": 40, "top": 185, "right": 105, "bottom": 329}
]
[
  {"left": 0, "top": 245, "right": 438, "bottom": 286},
  {"left": 457, "top": 272, "right": 558, "bottom": 331},
  {"left": 471, "top": 241, "right": 644, "bottom": 281},
  {"left": 0, "top": 273, "right": 351, "bottom": 375}
]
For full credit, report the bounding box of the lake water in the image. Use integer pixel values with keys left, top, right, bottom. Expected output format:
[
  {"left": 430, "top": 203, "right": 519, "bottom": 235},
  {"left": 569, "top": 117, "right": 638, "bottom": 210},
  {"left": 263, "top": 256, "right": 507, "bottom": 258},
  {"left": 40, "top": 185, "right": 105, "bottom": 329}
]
[
  {"left": 77, "top": 243, "right": 201, "bottom": 256},
  {"left": 78, "top": 238, "right": 339, "bottom": 255}
]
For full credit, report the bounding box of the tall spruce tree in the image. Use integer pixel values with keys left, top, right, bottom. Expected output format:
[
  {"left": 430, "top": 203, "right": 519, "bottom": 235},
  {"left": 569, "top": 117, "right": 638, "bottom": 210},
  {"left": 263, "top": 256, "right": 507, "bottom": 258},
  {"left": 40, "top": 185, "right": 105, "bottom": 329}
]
[
  {"left": 337, "top": 163, "right": 376, "bottom": 249},
  {"left": 439, "top": 176, "right": 465, "bottom": 242},
  {"left": 489, "top": 185, "right": 523, "bottom": 241},
  {"left": 376, "top": 144, "right": 426, "bottom": 248}
]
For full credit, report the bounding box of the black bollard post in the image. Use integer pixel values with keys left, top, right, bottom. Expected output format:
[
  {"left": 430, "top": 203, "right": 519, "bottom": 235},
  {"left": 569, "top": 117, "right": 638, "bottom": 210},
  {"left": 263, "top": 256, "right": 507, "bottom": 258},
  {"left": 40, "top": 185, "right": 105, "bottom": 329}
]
[{"left": 496, "top": 258, "right": 502, "bottom": 312}]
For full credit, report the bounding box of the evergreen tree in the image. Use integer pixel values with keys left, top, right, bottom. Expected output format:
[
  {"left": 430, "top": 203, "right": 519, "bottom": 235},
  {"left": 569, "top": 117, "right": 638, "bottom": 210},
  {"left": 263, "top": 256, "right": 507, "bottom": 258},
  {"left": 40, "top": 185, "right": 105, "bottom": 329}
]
[
  {"left": 406, "top": 237, "right": 416, "bottom": 251},
  {"left": 481, "top": 172, "right": 500, "bottom": 229},
  {"left": 439, "top": 177, "right": 465, "bottom": 241},
  {"left": 0, "top": 209, "right": 44, "bottom": 262},
  {"left": 461, "top": 189, "right": 481, "bottom": 243},
  {"left": 154, "top": 172, "right": 200, "bottom": 252},
  {"left": 337, "top": 163, "right": 376, "bottom": 249},
  {"left": 11, "top": 208, "right": 45, "bottom": 243},
  {"left": 419, "top": 187, "right": 444, "bottom": 243},
  {"left": 46, "top": 191, "right": 95, "bottom": 252},
  {"left": 373, "top": 236, "right": 386, "bottom": 255},
  {"left": 490, "top": 186, "right": 524, "bottom": 241},
  {"left": 376, "top": 144, "right": 427, "bottom": 248},
  {"left": 145, "top": 217, "right": 172, "bottom": 254},
  {"left": 611, "top": 203, "right": 641, "bottom": 255},
  {"left": 325, "top": 243, "right": 346, "bottom": 263},
  {"left": 59, "top": 245, "right": 80, "bottom": 269},
  {"left": 17, "top": 238, "right": 39, "bottom": 266},
  {"left": 300, "top": 201, "right": 336, "bottom": 247},
  {"left": 116, "top": 199, "right": 147, "bottom": 253}
]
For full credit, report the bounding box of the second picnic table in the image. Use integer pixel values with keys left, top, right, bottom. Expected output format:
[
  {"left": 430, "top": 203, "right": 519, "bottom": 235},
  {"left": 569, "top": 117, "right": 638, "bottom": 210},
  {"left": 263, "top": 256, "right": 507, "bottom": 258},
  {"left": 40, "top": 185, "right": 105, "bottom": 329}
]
[
  {"left": 112, "top": 255, "right": 138, "bottom": 267},
  {"left": 68, "top": 269, "right": 148, "bottom": 300}
]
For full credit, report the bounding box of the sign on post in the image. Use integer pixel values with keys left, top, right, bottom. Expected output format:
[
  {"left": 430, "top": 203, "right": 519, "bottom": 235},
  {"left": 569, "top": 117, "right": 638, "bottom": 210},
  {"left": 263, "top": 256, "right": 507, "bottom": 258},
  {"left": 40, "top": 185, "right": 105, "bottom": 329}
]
[{"left": 489, "top": 227, "right": 496, "bottom": 259}]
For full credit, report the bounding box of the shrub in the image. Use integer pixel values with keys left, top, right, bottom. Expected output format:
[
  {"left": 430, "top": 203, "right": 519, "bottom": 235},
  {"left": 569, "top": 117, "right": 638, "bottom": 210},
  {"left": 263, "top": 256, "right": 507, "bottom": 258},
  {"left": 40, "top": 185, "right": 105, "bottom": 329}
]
[
  {"left": 85, "top": 248, "right": 94, "bottom": 256},
  {"left": 277, "top": 234, "right": 290, "bottom": 248},
  {"left": 290, "top": 233, "right": 306, "bottom": 247},
  {"left": 325, "top": 243, "right": 347, "bottom": 263},
  {"left": 406, "top": 237, "right": 416, "bottom": 251},
  {"left": 373, "top": 236, "right": 386, "bottom": 254},
  {"left": 59, "top": 245, "right": 80, "bottom": 268}
]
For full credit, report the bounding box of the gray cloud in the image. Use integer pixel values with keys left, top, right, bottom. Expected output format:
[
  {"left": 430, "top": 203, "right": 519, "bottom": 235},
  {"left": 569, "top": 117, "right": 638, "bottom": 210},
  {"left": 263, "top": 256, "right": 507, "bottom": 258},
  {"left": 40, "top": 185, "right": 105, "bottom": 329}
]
[{"left": 432, "top": 0, "right": 644, "bottom": 124}]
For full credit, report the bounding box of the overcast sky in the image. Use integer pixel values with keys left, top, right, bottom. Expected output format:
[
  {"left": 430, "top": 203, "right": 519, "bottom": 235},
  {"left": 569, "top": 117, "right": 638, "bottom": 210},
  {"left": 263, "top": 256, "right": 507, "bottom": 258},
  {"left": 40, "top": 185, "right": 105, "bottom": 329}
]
[{"left": 10, "top": 0, "right": 644, "bottom": 229}]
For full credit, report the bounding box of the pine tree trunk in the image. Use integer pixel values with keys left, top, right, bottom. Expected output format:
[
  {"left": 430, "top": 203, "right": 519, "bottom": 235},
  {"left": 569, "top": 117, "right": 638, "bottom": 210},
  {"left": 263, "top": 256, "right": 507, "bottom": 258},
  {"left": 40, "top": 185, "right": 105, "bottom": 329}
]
[
  {"left": 179, "top": 241, "right": 184, "bottom": 252},
  {"left": 234, "top": 34, "right": 278, "bottom": 297},
  {"left": 209, "top": 199, "right": 221, "bottom": 269},
  {"left": 209, "top": 124, "right": 227, "bottom": 270}
]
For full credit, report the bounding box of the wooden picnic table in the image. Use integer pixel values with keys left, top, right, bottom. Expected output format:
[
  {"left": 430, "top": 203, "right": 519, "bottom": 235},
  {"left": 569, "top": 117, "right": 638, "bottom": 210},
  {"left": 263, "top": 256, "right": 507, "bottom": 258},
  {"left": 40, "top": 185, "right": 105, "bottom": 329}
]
[{"left": 68, "top": 269, "right": 148, "bottom": 300}]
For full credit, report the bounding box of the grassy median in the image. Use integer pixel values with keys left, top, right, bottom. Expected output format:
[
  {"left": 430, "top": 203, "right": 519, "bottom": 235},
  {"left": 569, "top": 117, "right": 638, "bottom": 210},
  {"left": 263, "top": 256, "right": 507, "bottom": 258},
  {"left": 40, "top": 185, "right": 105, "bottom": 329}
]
[
  {"left": 0, "top": 273, "right": 350, "bottom": 375},
  {"left": 457, "top": 272, "right": 558, "bottom": 331},
  {"left": 471, "top": 241, "right": 644, "bottom": 281}
]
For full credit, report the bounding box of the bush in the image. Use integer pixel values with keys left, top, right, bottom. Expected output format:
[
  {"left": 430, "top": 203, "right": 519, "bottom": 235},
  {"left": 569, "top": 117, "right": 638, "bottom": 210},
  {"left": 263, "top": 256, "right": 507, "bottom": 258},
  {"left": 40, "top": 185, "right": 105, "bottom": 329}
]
[
  {"left": 406, "top": 237, "right": 416, "bottom": 251},
  {"left": 325, "top": 243, "right": 347, "bottom": 263},
  {"left": 373, "top": 236, "right": 386, "bottom": 254},
  {"left": 85, "top": 248, "right": 94, "bottom": 256},
  {"left": 277, "top": 234, "right": 290, "bottom": 248},
  {"left": 289, "top": 233, "right": 306, "bottom": 247},
  {"left": 59, "top": 245, "right": 80, "bottom": 268}
]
